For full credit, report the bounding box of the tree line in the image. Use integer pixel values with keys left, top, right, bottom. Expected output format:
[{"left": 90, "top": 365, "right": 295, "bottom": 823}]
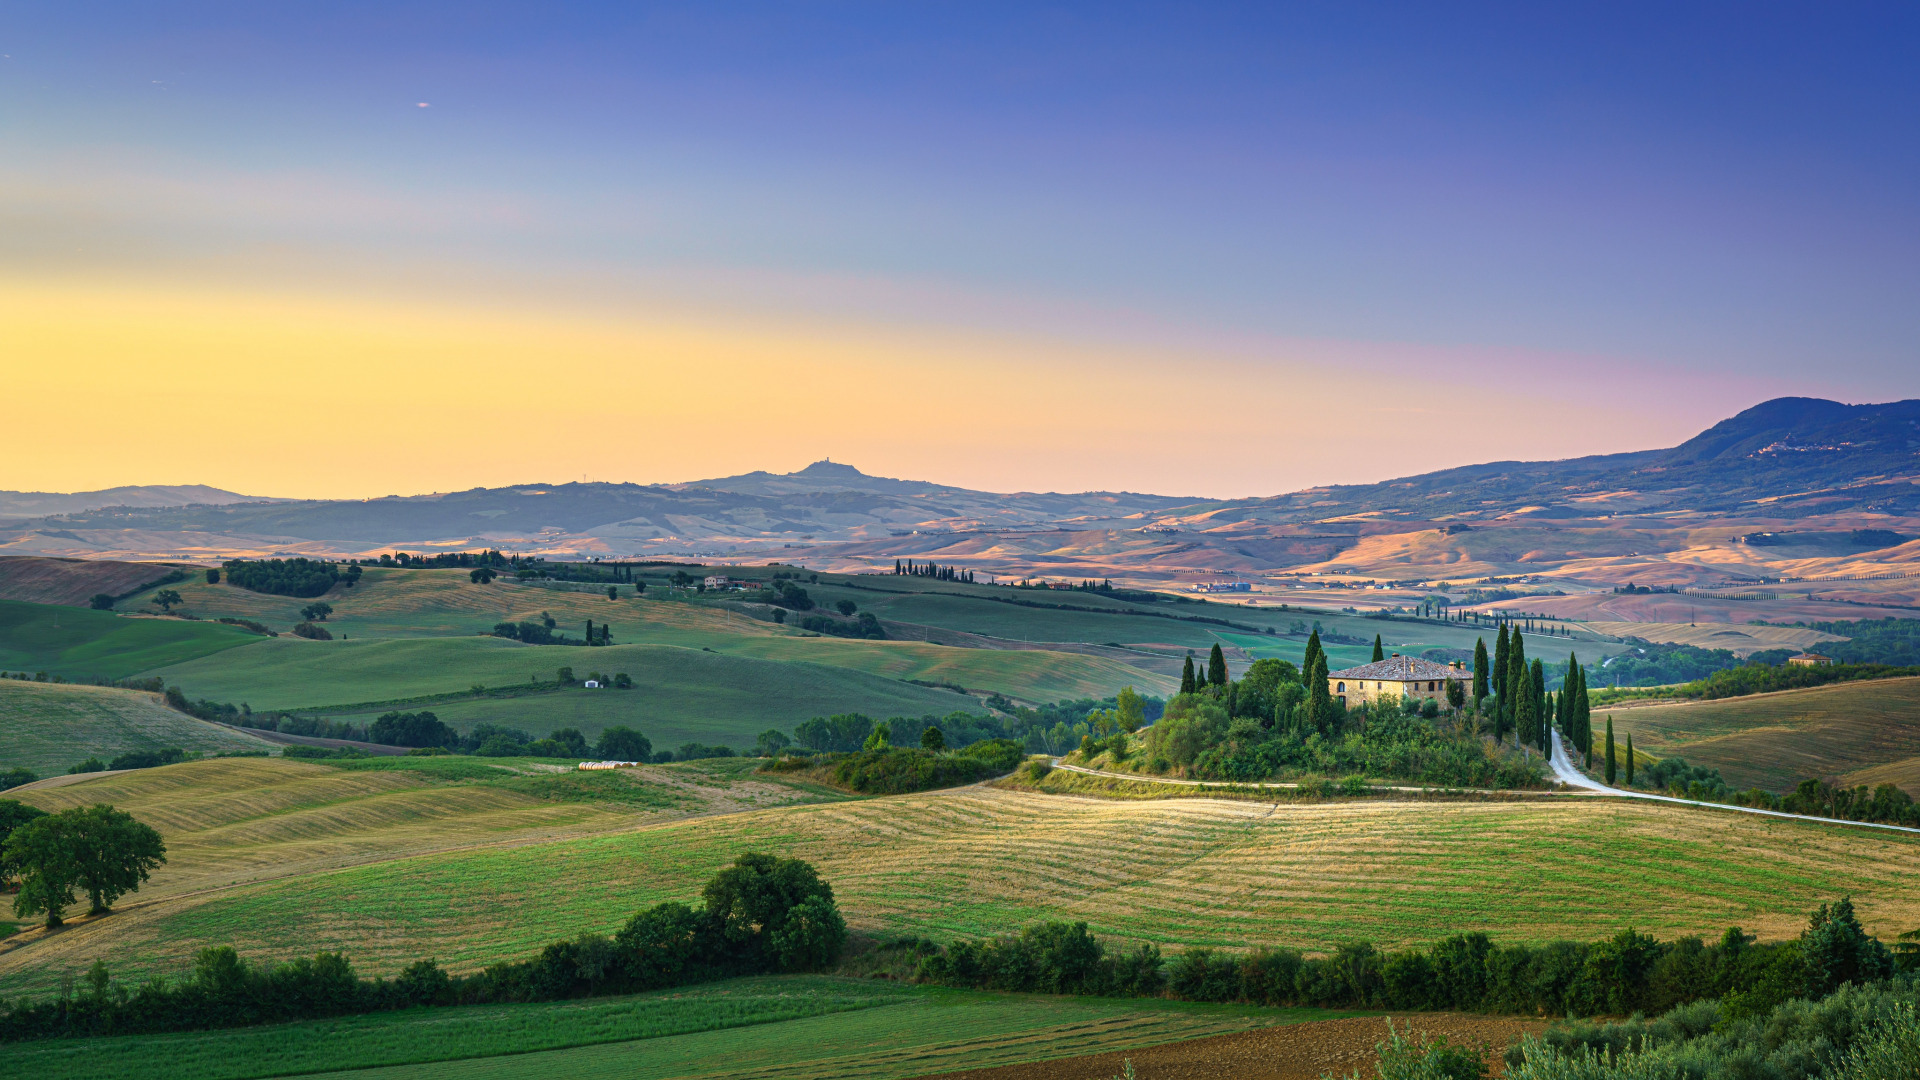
[
  {"left": 893, "top": 560, "right": 974, "bottom": 582},
  {"left": 0, "top": 853, "right": 846, "bottom": 1042},
  {"left": 918, "top": 898, "right": 1906, "bottom": 1021}
]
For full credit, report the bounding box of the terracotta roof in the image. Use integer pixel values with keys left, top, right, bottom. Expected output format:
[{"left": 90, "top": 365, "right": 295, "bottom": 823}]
[{"left": 1326, "top": 655, "right": 1465, "bottom": 681}]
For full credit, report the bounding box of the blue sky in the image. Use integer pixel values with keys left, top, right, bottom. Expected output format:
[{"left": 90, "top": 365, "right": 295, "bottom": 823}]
[{"left": 4, "top": 3, "right": 1918, "bottom": 497}]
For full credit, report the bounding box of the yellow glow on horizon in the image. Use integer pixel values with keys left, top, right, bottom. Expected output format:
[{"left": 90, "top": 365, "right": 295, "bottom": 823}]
[
  {"left": 3, "top": 276, "right": 1681, "bottom": 500},
  {"left": 5, "top": 276, "right": 1294, "bottom": 498}
]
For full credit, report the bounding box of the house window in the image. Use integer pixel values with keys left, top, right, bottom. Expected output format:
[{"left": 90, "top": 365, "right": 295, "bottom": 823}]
[
  {"left": 1336, "top": 682, "right": 1345, "bottom": 693},
  {"left": 1427, "top": 681, "right": 1435, "bottom": 691}
]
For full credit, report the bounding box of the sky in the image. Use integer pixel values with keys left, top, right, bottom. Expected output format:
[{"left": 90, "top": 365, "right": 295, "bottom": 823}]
[{"left": 5, "top": 3, "right": 1918, "bottom": 500}]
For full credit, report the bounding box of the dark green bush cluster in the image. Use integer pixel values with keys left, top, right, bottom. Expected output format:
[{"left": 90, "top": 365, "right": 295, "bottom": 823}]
[
  {"left": 798, "top": 612, "right": 886, "bottom": 639},
  {"left": 221, "top": 559, "right": 340, "bottom": 598},
  {"left": 916, "top": 922, "right": 1165, "bottom": 997},
  {"left": 1507, "top": 981, "right": 1919, "bottom": 1080},
  {"left": 920, "top": 900, "right": 1901, "bottom": 1021},
  {"left": 0, "top": 853, "right": 844, "bottom": 1043},
  {"left": 829, "top": 739, "right": 1024, "bottom": 794},
  {"left": 1151, "top": 693, "right": 1542, "bottom": 789},
  {"left": 106, "top": 747, "right": 190, "bottom": 771}
]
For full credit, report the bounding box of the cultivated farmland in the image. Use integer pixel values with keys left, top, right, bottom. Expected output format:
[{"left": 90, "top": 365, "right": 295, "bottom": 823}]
[
  {"left": 0, "top": 599, "right": 257, "bottom": 680},
  {"left": 0, "top": 680, "right": 275, "bottom": 775},
  {"left": 1606, "top": 676, "right": 1920, "bottom": 791},
  {"left": 6, "top": 780, "right": 1915, "bottom": 997},
  {"left": 5, "top": 976, "right": 1350, "bottom": 1080}
]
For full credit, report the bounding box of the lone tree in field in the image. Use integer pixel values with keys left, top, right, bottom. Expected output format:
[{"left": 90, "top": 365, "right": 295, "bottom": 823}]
[
  {"left": 470, "top": 567, "right": 496, "bottom": 584},
  {"left": 1605, "top": 716, "right": 1617, "bottom": 784},
  {"left": 300, "top": 602, "right": 332, "bottom": 622},
  {"left": 205, "top": 568, "right": 220, "bottom": 585},
  {"left": 1625, "top": 732, "right": 1636, "bottom": 786},
  {"left": 150, "top": 589, "right": 183, "bottom": 613},
  {"left": 1207, "top": 644, "right": 1228, "bottom": 689},
  {"left": 1371, "top": 634, "right": 1384, "bottom": 663},
  {"left": 607, "top": 586, "right": 618, "bottom": 600},
  {"left": 1180, "top": 653, "right": 1197, "bottom": 695},
  {"left": 6, "top": 805, "right": 166, "bottom": 926}
]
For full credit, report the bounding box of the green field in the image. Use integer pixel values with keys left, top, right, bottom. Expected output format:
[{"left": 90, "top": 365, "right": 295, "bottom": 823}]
[
  {"left": 8, "top": 975, "right": 1343, "bottom": 1080},
  {"left": 146, "top": 638, "right": 1012, "bottom": 746},
  {"left": 10, "top": 770, "right": 1917, "bottom": 998},
  {"left": 6, "top": 757, "right": 842, "bottom": 906},
  {"left": 0, "top": 599, "right": 256, "bottom": 680},
  {"left": 0, "top": 679, "right": 276, "bottom": 775},
  {"left": 1609, "top": 676, "right": 1920, "bottom": 791}
]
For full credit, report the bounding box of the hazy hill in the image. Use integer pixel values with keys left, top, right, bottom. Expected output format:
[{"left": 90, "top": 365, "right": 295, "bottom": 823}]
[
  {"left": 0, "top": 484, "right": 262, "bottom": 518},
  {"left": 20, "top": 462, "right": 1192, "bottom": 546},
  {"left": 1202, "top": 397, "right": 1920, "bottom": 525},
  {"left": 4, "top": 399, "right": 1916, "bottom": 590}
]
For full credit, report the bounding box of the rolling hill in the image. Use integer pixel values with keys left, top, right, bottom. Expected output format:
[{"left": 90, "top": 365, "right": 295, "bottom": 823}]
[
  {"left": 3, "top": 398, "right": 1914, "bottom": 564},
  {"left": 0, "top": 599, "right": 259, "bottom": 679},
  {"left": 0, "top": 680, "right": 277, "bottom": 776},
  {"left": 5, "top": 772, "right": 1916, "bottom": 999},
  {"left": 1607, "top": 676, "right": 1920, "bottom": 792}
]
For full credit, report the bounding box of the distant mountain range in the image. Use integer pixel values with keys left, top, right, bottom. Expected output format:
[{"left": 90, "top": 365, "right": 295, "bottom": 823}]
[
  {"left": 0, "top": 484, "right": 265, "bottom": 518},
  {"left": 2, "top": 399, "right": 1916, "bottom": 583}
]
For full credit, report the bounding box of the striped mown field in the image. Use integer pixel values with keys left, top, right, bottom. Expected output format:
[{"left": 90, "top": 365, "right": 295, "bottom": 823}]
[
  {"left": 0, "top": 679, "right": 276, "bottom": 776},
  {"left": 1608, "top": 676, "right": 1920, "bottom": 791},
  {"left": 7, "top": 777, "right": 1916, "bottom": 997}
]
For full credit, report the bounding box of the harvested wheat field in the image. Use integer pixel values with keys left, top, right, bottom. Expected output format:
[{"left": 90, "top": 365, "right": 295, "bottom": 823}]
[
  {"left": 922, "top": 1013, "right": 1543, "bottom": 1080},
  {"left": 6, "top": 780, "right": 1917, "bottom": 998},
  {"left": 1606, "top": 676, "right": 1920, "bottom": 790}
]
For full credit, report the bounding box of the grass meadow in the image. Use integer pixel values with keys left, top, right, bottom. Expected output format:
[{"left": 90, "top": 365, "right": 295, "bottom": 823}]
[
  {"left": 0, "top": 599, "right": 256, "bottom": 680},
  {"left": 1609, "top": 676, "right": 1920, "bottom": 790},
  {"left": 0, "top": 680, "right": 276, "bottom": 775},
  {"left": 8, "top": 975, "right": 1341, "bottom": 1080},
  {"left": 8, "top": 780, "right": 1917, "bottom": 998}
]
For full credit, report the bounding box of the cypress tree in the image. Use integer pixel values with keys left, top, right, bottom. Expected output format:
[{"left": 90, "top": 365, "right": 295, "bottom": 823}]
[
  {"left": 1472, "top": 638, "right": 1490, "bottom": 705},
  {"left": 1604, "top": 716, "right": 1617, "bottom": 784},
  {"left": 1308, "top": 652, "right": 1331, "bottom": 734},
  {"left": 1531, "top": 658, "right": 1547, "bottom": 753},
  {"left": 1371, "top": 634, "right": 1384, "bottom": 662},
  {"left": 1625, "top": 733, "right": 1635, "bottom": 787},
  {"left": 1492, "top": 624, "right": 1511, "bottom": 712},
  {"left": 585, "top": 619, "right": 594, "bottom": 644},
  {"left": 1180, "top": 654, "right": 1196, "bottom": 695},
  {"left": 1207, "top": 644, "right": 1228, "bottom": 688},
  {"left": 1302, "top": 631, "right": 1324, "bottom": 686}
]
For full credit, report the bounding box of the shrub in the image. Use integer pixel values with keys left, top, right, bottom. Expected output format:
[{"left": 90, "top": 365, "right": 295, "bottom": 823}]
[
  {"left": 595, "top": 726, "right": 652, "bottom": 761},
  {"left": 106, "top": 748, "right": 188, "bottom": 770},
  {"left": 290, "top": 622, "right": 332, "bottom": 641},
  {"left": 0, "top": 768, "right": 38, "bottom": 792},
  {"left": 828, "top": 746, "right": 1013, "bottom": 794},
  {"left": 368, "top": 711, "right": 456, "bottom": 749},
  {"left": 67, "top": 758, "right": 106, "bottom": 774}
]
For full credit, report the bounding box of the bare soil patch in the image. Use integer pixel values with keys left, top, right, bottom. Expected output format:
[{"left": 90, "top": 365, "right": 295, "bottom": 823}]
[{"left": 916, "top": 1013, "right": 1544, "bottom": 1080}]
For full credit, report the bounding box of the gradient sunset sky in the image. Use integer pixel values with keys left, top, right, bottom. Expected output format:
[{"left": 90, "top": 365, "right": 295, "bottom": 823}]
[{"left": 6, "top": 4, "right": 1918, "bottom": 499}]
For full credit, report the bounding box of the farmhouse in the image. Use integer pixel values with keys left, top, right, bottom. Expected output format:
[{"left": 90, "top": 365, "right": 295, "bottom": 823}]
[
  {"left": 703, "top": 575, "right": 731, "bottom": 589},
  {"left": 1327, "top": 654, "right": 1468, "bottom": 708},
  {"left": 1787, "top": 652, "right": 1835, "bottom": 667}
]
